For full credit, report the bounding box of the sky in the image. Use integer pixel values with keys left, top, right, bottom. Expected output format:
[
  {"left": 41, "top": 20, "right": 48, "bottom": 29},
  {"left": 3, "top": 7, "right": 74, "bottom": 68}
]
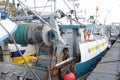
[
  {"left": 78, "top": 0, "right": 120, "bottom": 25},
  {"left": 19, "top": 0, "right": 120, "bottom": 25}
]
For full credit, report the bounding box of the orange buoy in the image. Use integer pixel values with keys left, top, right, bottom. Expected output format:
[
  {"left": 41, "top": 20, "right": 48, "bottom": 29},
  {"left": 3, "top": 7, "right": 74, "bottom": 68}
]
[{"left": 64, "top": 71, "right": 76, "bottom": 80}]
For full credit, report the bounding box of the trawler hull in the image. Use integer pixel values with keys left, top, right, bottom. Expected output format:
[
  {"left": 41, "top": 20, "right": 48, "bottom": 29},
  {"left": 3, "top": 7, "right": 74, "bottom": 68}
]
[
  {"left": 75, "top": 39, "right": 108, "bottom": 79},
  {"left": 76, "top": 51, "right": 104, "bottom": 79}
]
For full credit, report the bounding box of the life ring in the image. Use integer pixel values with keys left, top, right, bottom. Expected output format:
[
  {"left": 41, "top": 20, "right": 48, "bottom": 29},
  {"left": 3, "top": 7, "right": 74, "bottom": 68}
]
[{"left": 84, "top": 32, "right": 91, "bottom": 41}]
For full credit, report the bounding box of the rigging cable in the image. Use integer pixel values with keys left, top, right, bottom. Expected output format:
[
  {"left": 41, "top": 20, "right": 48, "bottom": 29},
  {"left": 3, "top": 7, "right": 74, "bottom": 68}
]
[
  {"left": 62, "top": 0, "right": 71, "bottom": 11},
  {"left": 17, "top": 0, "right": 56, "bottom": 31},
  {"left": 0, "top": 23, "right": 40, "bottom": 80},
  {"left": 17, "top": 0, "right": 67, "bottom": 45},
  {"left": 62, "top": 0, "right": 78, "bottom": 21},
  {"left": 41, "top": 0, "right": 49, "bottom": 13}
]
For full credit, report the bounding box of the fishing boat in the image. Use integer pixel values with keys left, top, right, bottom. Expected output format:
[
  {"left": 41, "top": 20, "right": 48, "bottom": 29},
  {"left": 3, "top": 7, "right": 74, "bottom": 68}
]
[{"left": 0, "top": 0, "right": 110, "bottom": 80}]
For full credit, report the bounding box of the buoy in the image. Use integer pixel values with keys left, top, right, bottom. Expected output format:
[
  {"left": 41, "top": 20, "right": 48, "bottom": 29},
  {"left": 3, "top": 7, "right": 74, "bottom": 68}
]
[{"left": 64, "top": 71, "right": 76, "bottom": 80}]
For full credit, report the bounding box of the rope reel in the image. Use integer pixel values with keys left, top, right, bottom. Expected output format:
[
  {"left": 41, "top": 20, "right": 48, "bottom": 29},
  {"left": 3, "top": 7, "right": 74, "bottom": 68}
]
[{"left": 5, "top": 23, "right": 55, "bottom": 45}]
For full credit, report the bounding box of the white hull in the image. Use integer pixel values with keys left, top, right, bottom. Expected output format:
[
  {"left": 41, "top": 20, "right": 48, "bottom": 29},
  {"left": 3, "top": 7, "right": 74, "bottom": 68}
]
[{"left": 79, "top": 38, "right": 108, "bottom": 62}]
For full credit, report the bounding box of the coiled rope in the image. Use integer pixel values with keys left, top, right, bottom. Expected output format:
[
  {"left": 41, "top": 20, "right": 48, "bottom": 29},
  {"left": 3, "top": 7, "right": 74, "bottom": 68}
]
[
  {"left": 15, "top": 23, "right": 28, "bottom": 44},
  {"left": 15, "top": 23, "right": 44, "bottom": 44},
  {"left": 6, "top": 22, "right": 55, "bottom": 45}
]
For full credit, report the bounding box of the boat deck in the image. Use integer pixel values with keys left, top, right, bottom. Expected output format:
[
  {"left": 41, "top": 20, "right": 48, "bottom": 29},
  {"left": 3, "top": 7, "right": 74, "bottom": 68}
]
[{"left": 87, "top": 39, "right": 120, "bottom": 80}]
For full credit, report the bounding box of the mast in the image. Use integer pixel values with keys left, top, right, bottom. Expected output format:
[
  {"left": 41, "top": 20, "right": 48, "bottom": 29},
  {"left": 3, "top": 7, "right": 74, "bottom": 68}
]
[
  {"left": 54, "top": 0, "right": 56, "bottom": 12},
  {"left": 34, "top": 0, "right": 36, "bottom": 11},
  {"left": 96, "top": 6, "right": 99, "bottom": 24},
  {"left": 48, "top": 0, "right": 56, "bottom": 12},
  {"left": 104, "top": 10, "right": 110, "bottom": 25}
]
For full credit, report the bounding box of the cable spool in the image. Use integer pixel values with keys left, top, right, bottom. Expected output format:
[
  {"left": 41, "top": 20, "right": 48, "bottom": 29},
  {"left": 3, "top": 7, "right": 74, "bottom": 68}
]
[
  {"left": 5, "top": 22, "right": 55, "bottom": 45},
  {"left": 34, "top": 23, "right": 43, "bottom": 43},
  {"left": 15, "top": 23, "right": 43, "bottom": 44},
  {"left": 26, "top": 23, "right": 35, "bottom": 44},
  {"left": 34, "top": 26, "right": 43, "bottom": 43},
  {"left": 26, "top": 23, "right": 43, "bottom": 44}
]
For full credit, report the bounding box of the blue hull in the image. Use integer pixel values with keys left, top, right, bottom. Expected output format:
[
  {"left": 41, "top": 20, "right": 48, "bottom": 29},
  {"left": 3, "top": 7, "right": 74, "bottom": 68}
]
[{"left": 75, "top": 51, "right": 105, "bottom": 79}]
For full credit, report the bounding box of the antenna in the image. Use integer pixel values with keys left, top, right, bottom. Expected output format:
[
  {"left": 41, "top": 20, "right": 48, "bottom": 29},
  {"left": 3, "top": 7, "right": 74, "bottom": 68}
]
[
  {"left": 34, "top": 0, "right": 36, "bottom": 11},
  {"left": 104, "top": 10, "right": 110, "bottom": 25}
]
